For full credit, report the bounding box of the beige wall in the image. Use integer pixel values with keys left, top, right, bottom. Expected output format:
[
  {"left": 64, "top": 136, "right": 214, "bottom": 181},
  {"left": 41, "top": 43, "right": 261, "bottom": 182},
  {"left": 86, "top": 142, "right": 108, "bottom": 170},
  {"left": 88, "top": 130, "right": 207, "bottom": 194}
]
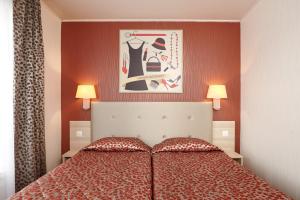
[
  {"left": 41, "top": 1, "right": 62, "bottom": 171},
  {"left": 241, "top": 0, "right": 300, "bottom": 199}
]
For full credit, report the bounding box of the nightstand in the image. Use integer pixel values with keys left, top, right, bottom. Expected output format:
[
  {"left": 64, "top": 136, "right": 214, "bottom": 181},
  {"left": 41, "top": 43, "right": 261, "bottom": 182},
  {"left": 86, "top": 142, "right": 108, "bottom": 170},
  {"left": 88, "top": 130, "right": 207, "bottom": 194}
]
[
  {"left": 62, "top": 150, "right": 78, "bottom": 163},
  {"left": 225, "top": 151, "right": 243, "bottom": 165}
]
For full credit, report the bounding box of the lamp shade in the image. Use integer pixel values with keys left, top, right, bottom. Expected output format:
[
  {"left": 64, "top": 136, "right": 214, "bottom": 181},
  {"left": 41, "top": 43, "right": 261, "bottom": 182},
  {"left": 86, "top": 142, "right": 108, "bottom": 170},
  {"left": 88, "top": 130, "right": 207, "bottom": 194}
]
[
  {"left": 207, "top": 85, "right": 227, "bottom": 99},
  {"left": 76, "top": 85, "right": 96, "bottom": 99}
]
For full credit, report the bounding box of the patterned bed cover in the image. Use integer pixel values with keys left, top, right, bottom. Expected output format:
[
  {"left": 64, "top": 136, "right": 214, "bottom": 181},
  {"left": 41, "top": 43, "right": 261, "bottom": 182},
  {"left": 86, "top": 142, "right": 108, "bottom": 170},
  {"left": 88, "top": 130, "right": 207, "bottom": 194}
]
[
  {"left": 11, "top": 151, "right": 152, "bottom": 200},
  {"left": 153, "top": 151, "right": 291, "bottom": 200}
]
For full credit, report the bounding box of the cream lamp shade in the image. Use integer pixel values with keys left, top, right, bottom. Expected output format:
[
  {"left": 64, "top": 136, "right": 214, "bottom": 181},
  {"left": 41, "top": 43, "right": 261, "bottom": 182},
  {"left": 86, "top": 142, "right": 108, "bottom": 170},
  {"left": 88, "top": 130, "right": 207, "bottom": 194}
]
[
  {"left": 207, "top": 85, "right": 227, "bottom": 110},
  {"left": 76, "top": 85, "right": 96, "bottom": 110}
]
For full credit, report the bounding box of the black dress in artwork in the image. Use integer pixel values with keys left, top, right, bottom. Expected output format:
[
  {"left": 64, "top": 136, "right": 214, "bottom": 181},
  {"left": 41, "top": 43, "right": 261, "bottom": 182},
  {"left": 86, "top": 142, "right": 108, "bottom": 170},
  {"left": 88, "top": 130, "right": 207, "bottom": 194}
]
[{"left": 125, "top": 41, "right": 148, "bottom": 91}]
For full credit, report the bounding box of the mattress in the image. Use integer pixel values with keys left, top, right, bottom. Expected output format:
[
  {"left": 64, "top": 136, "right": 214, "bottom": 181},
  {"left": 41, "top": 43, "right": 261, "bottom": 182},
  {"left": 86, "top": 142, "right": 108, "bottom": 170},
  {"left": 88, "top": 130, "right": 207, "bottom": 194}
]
[
  {"left": 11, "top": 150, "right": 152, "bottom": 200},
  {"left": 153, "top": 151, "right": 291, "bottom": 200}
]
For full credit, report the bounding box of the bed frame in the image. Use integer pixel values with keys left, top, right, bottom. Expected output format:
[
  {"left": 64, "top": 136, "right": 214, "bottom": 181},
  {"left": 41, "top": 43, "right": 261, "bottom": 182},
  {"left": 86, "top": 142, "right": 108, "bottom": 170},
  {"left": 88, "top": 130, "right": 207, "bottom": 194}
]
[{"left": 91, "top": 102, "right": 213, "bottom": 146}]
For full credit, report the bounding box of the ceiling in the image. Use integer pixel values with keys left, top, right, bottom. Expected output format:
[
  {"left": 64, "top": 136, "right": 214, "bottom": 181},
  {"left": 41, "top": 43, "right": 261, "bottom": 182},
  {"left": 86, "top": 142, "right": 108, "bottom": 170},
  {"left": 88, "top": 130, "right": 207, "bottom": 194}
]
[{"left": 43, "top": 0, "right": 259, "bottom": 21}]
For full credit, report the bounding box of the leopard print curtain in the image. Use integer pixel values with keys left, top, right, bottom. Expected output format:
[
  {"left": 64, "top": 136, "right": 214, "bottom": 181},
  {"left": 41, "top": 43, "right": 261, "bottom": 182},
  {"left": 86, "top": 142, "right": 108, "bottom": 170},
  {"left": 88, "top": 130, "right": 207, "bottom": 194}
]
[{"left": 13, "top": 0, "right": 46, "bottom": 191}]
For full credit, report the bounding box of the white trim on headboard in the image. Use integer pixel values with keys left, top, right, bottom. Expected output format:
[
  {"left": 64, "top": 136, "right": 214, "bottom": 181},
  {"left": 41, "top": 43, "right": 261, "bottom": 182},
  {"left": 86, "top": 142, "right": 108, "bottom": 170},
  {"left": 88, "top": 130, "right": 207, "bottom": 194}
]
[{"left": 91, "top": 102, "right": 212, "bottom": 146}]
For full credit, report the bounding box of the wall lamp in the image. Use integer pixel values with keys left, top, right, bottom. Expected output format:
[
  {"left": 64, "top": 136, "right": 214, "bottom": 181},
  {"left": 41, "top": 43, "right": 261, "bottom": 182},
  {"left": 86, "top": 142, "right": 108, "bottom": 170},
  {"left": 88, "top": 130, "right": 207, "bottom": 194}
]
[
  {"left": 75, "top": 85, "right": 96, "bottom": 110},
  {"left": 207, "top": 85, "right": 227, "bottom": 110}
]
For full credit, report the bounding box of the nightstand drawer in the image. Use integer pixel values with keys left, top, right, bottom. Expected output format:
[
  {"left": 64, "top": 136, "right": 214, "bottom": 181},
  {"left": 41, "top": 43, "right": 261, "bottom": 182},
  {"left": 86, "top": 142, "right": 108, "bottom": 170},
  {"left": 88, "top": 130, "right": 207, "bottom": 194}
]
[
  {"left": 62, "top": 150, "right": 78, "bottom": 163},
  {"left": 232, "top": 157, "right": 243, "bottom": 165},
  {"left": 225, "top": 151, "right": 243, "bottom": 165}
]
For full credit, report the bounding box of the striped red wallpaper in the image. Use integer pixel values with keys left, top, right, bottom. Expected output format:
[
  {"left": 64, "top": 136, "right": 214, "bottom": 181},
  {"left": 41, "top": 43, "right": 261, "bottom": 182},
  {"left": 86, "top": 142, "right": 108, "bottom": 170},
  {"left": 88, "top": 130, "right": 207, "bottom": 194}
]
[{"left": 61, "top": 22, "right": 240, "bottom": 154}]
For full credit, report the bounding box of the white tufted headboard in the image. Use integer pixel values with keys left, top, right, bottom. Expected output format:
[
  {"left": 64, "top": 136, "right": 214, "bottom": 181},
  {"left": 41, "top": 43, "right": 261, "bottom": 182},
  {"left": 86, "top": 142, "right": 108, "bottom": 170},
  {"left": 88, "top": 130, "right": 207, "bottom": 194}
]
[{"left": 91, "top": 102, "right": 213, "bottom": 146}]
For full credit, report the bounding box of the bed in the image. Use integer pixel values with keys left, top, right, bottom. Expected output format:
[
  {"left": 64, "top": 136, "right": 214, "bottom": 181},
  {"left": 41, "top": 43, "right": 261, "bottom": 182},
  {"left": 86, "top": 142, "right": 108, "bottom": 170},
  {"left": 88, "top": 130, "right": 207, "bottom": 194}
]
[
  {"left": 152, "top": 138, "right": 291, "bottom": 200},
  {"left": 92, "top": 102, "right": 290, "bottom": 199},
  {"left": 10, "top": 137, "right": 152, "bottom": 200},
  {"left": 11, "top": 102, "right": 290, "bottom": 199}
]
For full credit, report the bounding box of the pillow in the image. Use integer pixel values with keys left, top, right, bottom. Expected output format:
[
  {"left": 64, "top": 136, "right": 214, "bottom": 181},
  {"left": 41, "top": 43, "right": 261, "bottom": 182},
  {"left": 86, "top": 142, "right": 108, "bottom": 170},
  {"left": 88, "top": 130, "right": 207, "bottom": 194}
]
[
  {"left": 83, "top": 137, "right": 151, "bottom": 152},
  {"left": 152, "top": 137, "right": 221, "bottom": 153}
]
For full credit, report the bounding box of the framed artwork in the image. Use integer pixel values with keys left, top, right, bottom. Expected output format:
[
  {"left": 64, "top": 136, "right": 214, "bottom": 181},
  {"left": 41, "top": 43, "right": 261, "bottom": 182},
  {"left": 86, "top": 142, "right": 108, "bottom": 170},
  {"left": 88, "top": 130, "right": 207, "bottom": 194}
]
[{"left": 119, "top": 30, "right": 183, "bottom": 93}]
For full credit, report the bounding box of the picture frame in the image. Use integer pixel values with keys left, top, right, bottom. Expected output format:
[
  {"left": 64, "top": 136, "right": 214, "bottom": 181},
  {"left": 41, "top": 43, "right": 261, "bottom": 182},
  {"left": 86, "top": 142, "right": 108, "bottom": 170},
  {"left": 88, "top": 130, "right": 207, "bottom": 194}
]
[{"left": 119, "top": 29, "right": 183, "bottom": 93}]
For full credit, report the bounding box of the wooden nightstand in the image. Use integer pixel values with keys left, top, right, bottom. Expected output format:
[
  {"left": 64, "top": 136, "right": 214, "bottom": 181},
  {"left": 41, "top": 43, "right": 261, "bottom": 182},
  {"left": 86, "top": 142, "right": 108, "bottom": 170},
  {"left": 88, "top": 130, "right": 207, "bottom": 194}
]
[
  {"left": 225, "top": 151, "right": 243, "bottom": 165},
  {"left": 62, "top": 150, "right": 78, "bottom": 163}
]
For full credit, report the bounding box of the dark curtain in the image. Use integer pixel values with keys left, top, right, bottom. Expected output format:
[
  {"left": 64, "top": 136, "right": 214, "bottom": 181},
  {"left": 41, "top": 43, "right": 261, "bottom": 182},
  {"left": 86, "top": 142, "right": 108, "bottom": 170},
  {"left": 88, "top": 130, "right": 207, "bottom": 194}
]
[{"left": 13, "top": 0, "right": 46, "bottom": 191}]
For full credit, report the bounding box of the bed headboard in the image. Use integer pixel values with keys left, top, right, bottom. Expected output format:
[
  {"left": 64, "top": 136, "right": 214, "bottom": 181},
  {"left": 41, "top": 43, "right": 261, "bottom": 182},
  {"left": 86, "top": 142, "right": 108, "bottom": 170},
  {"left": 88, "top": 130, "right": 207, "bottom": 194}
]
[{"left": 91, "top": 102, "right": 213, "bottom": 146}]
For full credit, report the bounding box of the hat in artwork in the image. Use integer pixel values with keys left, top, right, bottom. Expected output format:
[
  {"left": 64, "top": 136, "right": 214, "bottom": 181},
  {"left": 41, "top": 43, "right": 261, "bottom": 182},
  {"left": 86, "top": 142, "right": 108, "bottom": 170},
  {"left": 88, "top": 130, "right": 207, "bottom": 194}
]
[{"left": 152, "top": 38, "right": 166, "bottom": 50}]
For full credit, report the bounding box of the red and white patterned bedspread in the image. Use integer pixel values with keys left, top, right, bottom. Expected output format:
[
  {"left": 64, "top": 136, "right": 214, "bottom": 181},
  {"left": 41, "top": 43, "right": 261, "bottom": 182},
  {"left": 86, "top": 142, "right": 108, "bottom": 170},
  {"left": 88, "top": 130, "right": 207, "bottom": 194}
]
[
  {"left": 153, "top": 151, "right": 291, "bottom": 200},
  {"left": 11, "top": 151, "right": 152, "bottom": 200}
]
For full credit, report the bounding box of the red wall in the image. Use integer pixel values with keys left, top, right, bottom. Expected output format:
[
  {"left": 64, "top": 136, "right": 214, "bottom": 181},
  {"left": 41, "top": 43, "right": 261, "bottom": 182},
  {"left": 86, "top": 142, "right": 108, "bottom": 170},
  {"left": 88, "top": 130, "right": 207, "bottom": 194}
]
[{"left": 61, "top": 22, "right": 240, "bottom": 154}]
